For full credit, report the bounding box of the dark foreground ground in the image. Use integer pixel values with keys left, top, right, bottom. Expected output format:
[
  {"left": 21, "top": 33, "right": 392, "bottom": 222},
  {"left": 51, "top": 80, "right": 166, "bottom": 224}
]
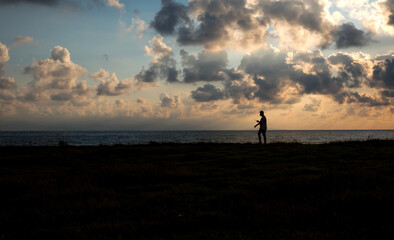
[{"left": 0, "top": 141, "right": 393, "bottom": 240}]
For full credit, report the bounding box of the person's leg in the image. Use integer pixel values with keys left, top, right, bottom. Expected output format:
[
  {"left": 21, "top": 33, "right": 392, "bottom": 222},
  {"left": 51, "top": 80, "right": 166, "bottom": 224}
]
[
  {"left": 262, "top": 130, "right": 267, "bottom": 144},
  {"left": 258, "top": 130, "right": 262, "bottom": 144}
]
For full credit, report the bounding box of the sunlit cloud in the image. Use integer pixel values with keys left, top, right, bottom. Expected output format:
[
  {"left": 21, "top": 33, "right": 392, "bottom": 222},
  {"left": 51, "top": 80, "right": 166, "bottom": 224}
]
[{"left": 106, "top": 0, "right": 124, "bottom": 11}]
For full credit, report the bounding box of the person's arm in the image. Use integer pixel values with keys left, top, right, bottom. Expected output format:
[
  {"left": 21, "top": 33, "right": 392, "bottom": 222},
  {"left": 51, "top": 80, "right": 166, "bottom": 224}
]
[{"left": 254, "top": 120, "right": 260, "bottom": 128}]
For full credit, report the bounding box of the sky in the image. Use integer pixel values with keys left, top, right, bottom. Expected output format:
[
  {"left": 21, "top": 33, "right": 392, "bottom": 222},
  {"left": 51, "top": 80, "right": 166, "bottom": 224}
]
[{"left": 0, "top": 0, "right": 393, "bottom": 130}]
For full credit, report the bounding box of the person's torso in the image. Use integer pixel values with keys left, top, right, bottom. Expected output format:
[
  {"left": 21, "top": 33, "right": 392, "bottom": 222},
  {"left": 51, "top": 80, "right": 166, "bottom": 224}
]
[{"left": 260, "top": 116, "right": 267, "bottom": 129}]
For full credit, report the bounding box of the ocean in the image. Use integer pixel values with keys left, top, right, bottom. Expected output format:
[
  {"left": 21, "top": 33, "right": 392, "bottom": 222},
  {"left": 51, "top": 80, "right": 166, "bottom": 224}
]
[{"left": 0, "top": 130, "right": 393, "bottom": 146}]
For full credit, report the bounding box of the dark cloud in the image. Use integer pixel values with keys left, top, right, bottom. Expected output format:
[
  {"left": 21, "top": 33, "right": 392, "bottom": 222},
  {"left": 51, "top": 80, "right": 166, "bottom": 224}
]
[
  {"left": 191, "top": 84, "right": 225, "bottom": 102},
  {"left": 151, "top": 0, "right": 190, "bottom": 35},
  {"left": 177, "top": 13, "right": 229, "bottom": 47},
  {"left": 160, "top": 93, "right": 180, "bottom": 108},
  {"left": 239, "top": 48, "right": 293, "bottom": 103},
  {"left": 180, "top": 49, "right": 227, "bottom": 82},
  {"left": 259, "top": 0, "right": 327, "bottom": 33},
  {"left": 328, "top": 52, "right": 368, "bottom": 88},
  {"left": 223, "top": 76, "right": 257, "bottom": 104},
  {"left": 341, "top": 91, "right": 390, "bottom": 107},
  {"left": 372, "top": 58, "right": 394, "bottom": 89},
  {"left": 152, "top": 0, "right": 267, "bottom": 48},
  {"left": 151, "top": 0, "right": 374, "bottom": 50},
  {"left": 185, "top": 46, "right": 394, "bottom": 107},
  {"left": 380, "top": 90, "right": 394, "bottom": 98},
  {"left": 384, "top": 0, "right": 394, "bottom": 26},
  {"left": 332, "top": 23, "right": 372, "bottom": 49},
  {"left": 0, "top": 77, "right": 17, "bottom": 89}
]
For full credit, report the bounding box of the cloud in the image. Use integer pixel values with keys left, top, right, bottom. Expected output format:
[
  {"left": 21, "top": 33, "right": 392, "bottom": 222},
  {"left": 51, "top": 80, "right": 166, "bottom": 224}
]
[
  {"left": 134, "top": 34, "right": 178, "bottom": 86},
  {"left": 106, "top": 0, "right": 124, "bottom": 11},
  {"left": 150, "top": 0, "right": 378, "bottom": 50},
  {"left": 331, "top": 22, "right": 372, "bottom": 49},
  {"left": 259, "top": 0, "right": 330, "bottom": 33},
  {"left": 239, "top": 47, "right": 295, "bottom": 103},
  {"left": 24, "top": 46, "right": 86, "bottom": 89},
  {"left": 149, "top": 0, "right": 338, "bottom": 50},
  {"left": 328, "top": 52, "right": 369, "bottom": 88},
  {"left": 223, "top": 73, "right": 258, "bottom": 104},
  {"left": 383, "top": 0, "right": 394, "bottom": 26},
  {"left": 51, "top": 45, "right": 71, "bottom": 62},
  {"left": 0, "top": 42, "right": 9, "bottom": 64},
  {"left": 0, "top": 77, "right": 17, "bottom": 90},
  {"left": 340, "top": 91, "right": 390, "bottom": 107},
  {"left": 185, "top": 46, "right": 394, "bottom": 107},
  {"left": 50, "top": 81, "right": 92, "bottom": 106},
  {"left": 191, "top": 84, "right": 225, "bottom": 102},
  {"left": 127, "top": 17, "right": 148, "bottom": 38},
  {"left": 90, "top": 68, "right": 132, "bottom": 96},
  {"left": 160, "top": 93, "right": 180, "bottom": 108},
  {"left": 303, "top": 98, "right": 322, "bottom": 112},
  {"left": 10, "top": 36, "right": 34, "bottom": 48},
  {"left": 151, "top": 0, "right": 190, "bottom": 35},
  {"left": 180, "top": 49, "right": 228, "bottom": 82},
  {"left": 20, "top": 45, "right": 94, "bottom": 106},
  {"left": 0, "top": 42, "right": 17, "bottom": 108},
  {"left": 151, "top": 0, "right": 269, "bottom": 49},
  {"left": 372, "top": 58, "right": 394, "bottom": 89}
]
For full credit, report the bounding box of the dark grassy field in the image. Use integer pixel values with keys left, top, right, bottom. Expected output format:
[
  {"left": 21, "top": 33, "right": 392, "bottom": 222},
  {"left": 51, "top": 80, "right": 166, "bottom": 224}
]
[{"left": 0, "top": 140, "right": 393, "bottom": 239}]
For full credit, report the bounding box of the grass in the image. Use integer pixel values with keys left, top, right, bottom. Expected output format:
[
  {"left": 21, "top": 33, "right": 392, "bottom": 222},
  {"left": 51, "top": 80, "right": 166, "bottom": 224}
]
[{"left": 0, "top": 140, "right": 393, "bottom": 239}]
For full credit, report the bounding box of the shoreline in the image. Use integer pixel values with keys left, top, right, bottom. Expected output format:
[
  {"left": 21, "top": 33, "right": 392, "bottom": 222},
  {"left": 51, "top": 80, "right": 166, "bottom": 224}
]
[
  {"left": 0, "top": 138, "right": 393, "bottom": 147},
  {"left": 1, "top": 140, "right": 393, "bottom": 239}
]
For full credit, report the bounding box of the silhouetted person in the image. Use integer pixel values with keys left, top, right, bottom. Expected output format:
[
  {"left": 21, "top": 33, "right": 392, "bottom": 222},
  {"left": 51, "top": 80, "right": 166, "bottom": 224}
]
[{"left": 254, "top": 111, "right": 267, "bottom": 144}]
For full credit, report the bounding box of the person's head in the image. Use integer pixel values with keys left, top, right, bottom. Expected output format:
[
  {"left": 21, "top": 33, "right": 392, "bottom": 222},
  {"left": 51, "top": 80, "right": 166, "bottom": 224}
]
[{"left": 260, "top": 111, "right": 264, "bottom": 116}]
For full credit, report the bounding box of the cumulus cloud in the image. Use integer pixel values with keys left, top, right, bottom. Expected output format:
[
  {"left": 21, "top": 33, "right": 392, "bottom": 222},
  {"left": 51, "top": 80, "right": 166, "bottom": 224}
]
[
  {"left": 239, "top": 47, "right": 295, "bottom": 103},
  {"left": 127, "top": 17, "right": 148, "bottom": 38},
  {"left": 383, "top": 0, "right": 394, "bottom": 26},
  {"left": 21, "top": 45, "right": 94, "bottom": 106},
  {"left": 150, "top": 0, "right": 376, "bottom": 50},
  {"left": 328, "top": 52, "right": 369, "bottom": 88},
  {"left": 332, "top": 23, "right": 372, "bottom": 49},
  {"left": 151, "top": 0, "right": 190, "bottom": 35},
  {"left": 180, "top": 49, "right": 228, "bottom": 82},
  {"left": 160, "top": 93, "right": 180, "bottom": 108},
  {"left": 223, "top": 74, "right": 258, "bottom": 104},
  {"left": 151, "top": 0, "right": 268, "bottom": 49},
  {"left": 90, "top": 68, "right": 132, "bottom": 96},
  {"left": 0, "top": 42, "right": 9, "bottom": 64},
  {"left": 191, "top": 84, "right": 225, "bottom": 102},
  {"left": 185, "top": 45, "right": 394, "bottom": 108},
  {"left": 106, "top": 0, "right": 124, "bottom": 11},
  {"left": 24, "top": 46, "right": 86, "bottom": 89},
  {"left": 0, "top": 42, "right": 17, "bottom": 109},
  {"left": 0, "top": 77, "right": 17, "bottom": 90},
  {"left": 134, "top": 34, "right": 178, "bottom": 86},
  {"left": 372, "top": 58, "right": 394, "bottom": 89}
]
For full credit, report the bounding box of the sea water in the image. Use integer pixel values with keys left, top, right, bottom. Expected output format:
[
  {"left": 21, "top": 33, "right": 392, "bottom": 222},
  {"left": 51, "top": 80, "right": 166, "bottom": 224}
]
[{"left": 0, "top": 130, "right": 393, "bottom": 146}]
